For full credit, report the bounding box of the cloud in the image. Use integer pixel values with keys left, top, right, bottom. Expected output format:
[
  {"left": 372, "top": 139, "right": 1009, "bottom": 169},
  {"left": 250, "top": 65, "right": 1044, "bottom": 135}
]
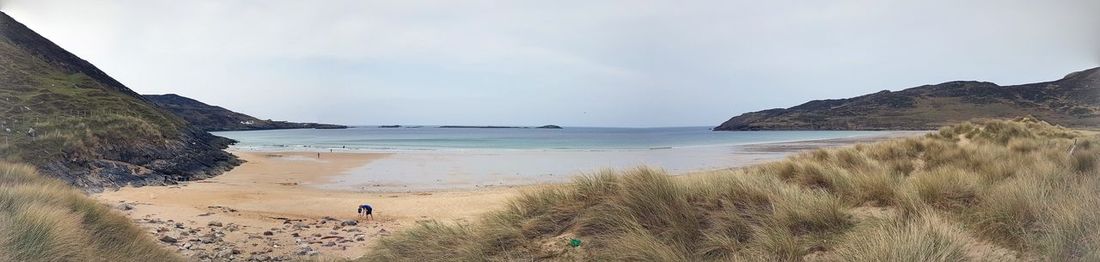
[{"left": 2, "top": 0, "right": 1097, "bottom": 126}]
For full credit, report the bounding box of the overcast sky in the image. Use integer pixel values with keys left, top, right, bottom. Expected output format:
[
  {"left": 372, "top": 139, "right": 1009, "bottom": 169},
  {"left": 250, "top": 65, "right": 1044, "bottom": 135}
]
[{"left": 2, "top": 0, "right": 1097, "bottom": 127}]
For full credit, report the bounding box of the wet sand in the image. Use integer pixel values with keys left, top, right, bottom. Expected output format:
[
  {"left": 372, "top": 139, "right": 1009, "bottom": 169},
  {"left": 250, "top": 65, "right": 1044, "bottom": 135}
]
[
  {"left": 737, "top": 131, "right": 928, "bottom": 153},
  {"left": 93, "top": 131, "right": 926, "bottom": 260}
]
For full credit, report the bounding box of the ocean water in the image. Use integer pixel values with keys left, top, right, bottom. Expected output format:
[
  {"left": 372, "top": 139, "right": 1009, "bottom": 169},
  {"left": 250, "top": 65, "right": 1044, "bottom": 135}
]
[
  {"left": 212, "top": 126, "right": 885, "bottom": 151},
  {"left": 212, "top": 127, "right": 898, "bottom": 191}
]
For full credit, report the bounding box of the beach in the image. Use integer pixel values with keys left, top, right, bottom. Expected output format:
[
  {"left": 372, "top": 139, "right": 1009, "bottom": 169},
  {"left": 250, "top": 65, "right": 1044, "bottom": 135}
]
[
  {"left": 93, "top": 131, "right": 924, "bottom": 260},
  {"left": 94, "top": 151, "right": 524, "bottom": 259}
]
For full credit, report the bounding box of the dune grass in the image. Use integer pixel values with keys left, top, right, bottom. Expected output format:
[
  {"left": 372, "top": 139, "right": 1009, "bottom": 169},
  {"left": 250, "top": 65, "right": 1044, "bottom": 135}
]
[
  {"left": 0, "top": 162, "right": 180, "bottom": 261},
  {"left": 363, "top": 118, "right": 1100, "bottom": 261},
  {"left": 832, "top": 213, "right": 968, "bottom": 262}
]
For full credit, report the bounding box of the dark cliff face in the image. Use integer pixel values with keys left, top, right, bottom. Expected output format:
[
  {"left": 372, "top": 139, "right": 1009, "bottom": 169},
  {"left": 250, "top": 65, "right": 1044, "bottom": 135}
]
[
  {"left": 715, "top": 67, "right": 1100, "bottom": 131},
  {"left": 0, "top": 12, "right": 240, "bottom": 189},
  {"left": 143, "top": 94, "right": 348, "bottom": 131}
]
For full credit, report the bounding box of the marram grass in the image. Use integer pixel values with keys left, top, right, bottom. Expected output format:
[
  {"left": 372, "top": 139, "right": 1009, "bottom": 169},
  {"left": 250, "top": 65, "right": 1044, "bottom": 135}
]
[
  {"left": 363, "top": 118, "right": 1100, "bottom": 261},
  {"left": 0, "top": 163, "right": 180, "bottom": 261}
]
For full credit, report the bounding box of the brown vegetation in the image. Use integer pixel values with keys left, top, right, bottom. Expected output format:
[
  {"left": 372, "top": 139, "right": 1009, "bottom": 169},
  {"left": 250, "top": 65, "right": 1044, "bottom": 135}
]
[
  {"left": 364, "top": 118, "right": 1100, "bottom": 261},
  {"left": 0, "top": 162, "right": 180, "bottom": 261}
]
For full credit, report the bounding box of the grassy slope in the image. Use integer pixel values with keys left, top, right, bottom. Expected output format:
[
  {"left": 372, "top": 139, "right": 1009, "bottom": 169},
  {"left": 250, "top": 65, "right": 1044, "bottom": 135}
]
[
  {"left": 0, "top": 12, "right": 238, "bottom": 188},
  {"left": 0, "top": 37, "right": 184, "bottom": 165},
  {"left": 365, "top": 118, "right": 1099, "bottom": 261},
  {"left": 0, "top": 162, "right": 180, "bottom": 261},
  {"left": 0, "top": 12, "right": 204, "bottom": 261},
  {"left": 0, "top": 12, "right": 185, "bottom": 162}
]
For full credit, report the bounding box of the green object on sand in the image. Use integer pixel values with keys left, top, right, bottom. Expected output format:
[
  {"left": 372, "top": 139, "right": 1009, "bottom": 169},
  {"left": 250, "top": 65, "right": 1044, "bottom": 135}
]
[{"left": 569, "top": 238, "right": 582, "bottom": 247}]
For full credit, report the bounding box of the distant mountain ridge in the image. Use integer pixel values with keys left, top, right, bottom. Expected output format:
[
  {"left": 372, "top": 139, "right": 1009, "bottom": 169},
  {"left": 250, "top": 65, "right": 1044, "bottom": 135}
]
[
  {"left": 0, "top": 11, "right": 238, "bottom": 188},
  {"left": 143, "top": 94, "right": 347, "bottom": 131},
  {"left": 715, "top": 67, "right": 1100, "bottom": 131}
]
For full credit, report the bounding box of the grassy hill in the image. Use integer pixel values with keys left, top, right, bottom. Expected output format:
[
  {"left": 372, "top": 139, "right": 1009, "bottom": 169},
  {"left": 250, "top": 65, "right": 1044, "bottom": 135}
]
[
  {"left": 366, "top": 119, "right": 1099, "bottom": 261},
  {"left": 715, "top": 67, "right": 1100, "bottom": 130},
  {"left": 0, "top": 162, "right": 181, "bottom": 261},
  {"left": 0, "top": 11, "right": 238, "bottom": 188},
  {"left": 143, "top": 94, "right": 347, "bottom": 131}
]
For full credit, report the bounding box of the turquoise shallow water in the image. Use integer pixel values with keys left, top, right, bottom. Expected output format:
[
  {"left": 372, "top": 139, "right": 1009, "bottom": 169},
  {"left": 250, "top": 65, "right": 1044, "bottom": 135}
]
[
  {"left": 212, "top": 127, "right": 904, "bottom": 191},
  {"left": 212, "top": 126, "right": 887, "bottom": 151}
]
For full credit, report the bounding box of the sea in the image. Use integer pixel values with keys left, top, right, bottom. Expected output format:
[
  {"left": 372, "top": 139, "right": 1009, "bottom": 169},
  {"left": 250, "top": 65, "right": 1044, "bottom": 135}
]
[{"left": 212, "top": 126, "right": 899, "bottom": 191}]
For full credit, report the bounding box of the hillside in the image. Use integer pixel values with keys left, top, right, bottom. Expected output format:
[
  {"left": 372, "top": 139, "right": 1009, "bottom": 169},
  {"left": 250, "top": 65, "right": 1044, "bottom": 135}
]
[
  {"left": 0, "top": 11, "right": 238, "bottom": 188},
  {"left": 715, "top": 67, "right": 1100, "bottom": 130},
  {"left": 143, "top": 94, "right": 347, "bottom": 131},
  {"left": 366, "top": 119, "right": 1100, "bottom": 261}
]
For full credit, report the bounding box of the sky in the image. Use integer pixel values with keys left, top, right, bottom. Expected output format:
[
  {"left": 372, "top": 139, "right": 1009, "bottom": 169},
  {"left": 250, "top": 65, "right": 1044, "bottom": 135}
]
[{"left": 1, "top": 0, "right": 1098, "bottom": 127}]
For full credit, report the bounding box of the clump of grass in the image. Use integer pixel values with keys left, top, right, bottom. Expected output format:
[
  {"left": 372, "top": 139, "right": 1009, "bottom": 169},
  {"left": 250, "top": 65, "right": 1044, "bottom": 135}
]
[
  {"left": 770, "top": 186, "right": 851, "bottom": 234},
  {"left": 365, "top": 221, "right": 483, "bottom": 261},
  {"left": 843, "top": 165, "right": 902, "bottom": 206},
  {"left": 743, "top": 224, "right": 806, "bottom": 261},
  {"left": 1069, "top": 150, "right": 1097, "bottom": 173},
  {"left": 1036, "top": 181, "right": 1100, "bottom": 261},
  {"left": 904, "top": 167, "right": 982, "bottom": 210},
  {"left": 617, "top": 168, "right": 701, "bottom": 244},
  {"left": 604, "top": 226, "right": 691, "bottom": 261},
  {"left": 364, "top": 119, "right": 1100, "bottom": 261},
  {"left": 0, "top": 162, "right": 180, "bottom": 261},
  {"left": 833, "top": 214, "right": 968, "bottom": 262},
  {"left": 964, "top": 163, "right": 1062, "bottom": 250}
]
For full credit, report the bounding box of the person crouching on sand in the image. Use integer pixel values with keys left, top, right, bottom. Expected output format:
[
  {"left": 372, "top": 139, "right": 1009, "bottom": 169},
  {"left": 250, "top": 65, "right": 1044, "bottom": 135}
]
[{"left": 358, "top": 204, "right": 373, "bottom": 220}]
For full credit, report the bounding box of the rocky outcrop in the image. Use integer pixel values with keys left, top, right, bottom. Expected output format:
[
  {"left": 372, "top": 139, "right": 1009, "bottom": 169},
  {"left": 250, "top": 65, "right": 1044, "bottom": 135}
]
[
  {"left": 143, "top": 94, "right": 347, "bottom": 132},
  {"left": 715, "top": 67, "right": 1100, "bottom": 130},
  {"left": 0, "top": 11, "right": 239, "bottom": 189}
]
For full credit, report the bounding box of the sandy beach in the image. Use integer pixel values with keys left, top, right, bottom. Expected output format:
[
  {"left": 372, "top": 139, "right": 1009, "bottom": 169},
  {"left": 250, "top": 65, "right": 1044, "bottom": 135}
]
[
  {"left": 93, "top": 131, "right": 925, "bottom": 260},
  {"left": 94, "top": 152, "right": 527, "bottom": 260}
]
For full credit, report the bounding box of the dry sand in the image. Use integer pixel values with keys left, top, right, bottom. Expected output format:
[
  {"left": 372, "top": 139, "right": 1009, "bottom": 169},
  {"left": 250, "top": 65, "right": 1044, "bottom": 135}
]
[
  {"left": 93, "top": 131, "right": 926, "bottom": 261},
  {"left": 94, "top": 151, "right": 527, "bottom": 260}
]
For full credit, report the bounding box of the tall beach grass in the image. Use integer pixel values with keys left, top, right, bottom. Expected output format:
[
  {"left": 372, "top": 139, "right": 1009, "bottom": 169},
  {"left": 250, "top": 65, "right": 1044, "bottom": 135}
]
[
  {"left": 363, "top": 118, "right": 1100, "bottom": 261},
  {"left": 0, "top": 162, "right": 180, "bottom": 261}
]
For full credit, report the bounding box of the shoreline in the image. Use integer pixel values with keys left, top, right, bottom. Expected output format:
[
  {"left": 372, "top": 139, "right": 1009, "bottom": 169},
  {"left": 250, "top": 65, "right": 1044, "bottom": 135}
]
[
  {"left": 93, "top": 131, "right": 924, "bottom": 260},
  {"left": 223, "top": 130, "right": 927, "bottom": 154},
  {"left": 242, "top": 131, "right": 929, "bottom": 193}
]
